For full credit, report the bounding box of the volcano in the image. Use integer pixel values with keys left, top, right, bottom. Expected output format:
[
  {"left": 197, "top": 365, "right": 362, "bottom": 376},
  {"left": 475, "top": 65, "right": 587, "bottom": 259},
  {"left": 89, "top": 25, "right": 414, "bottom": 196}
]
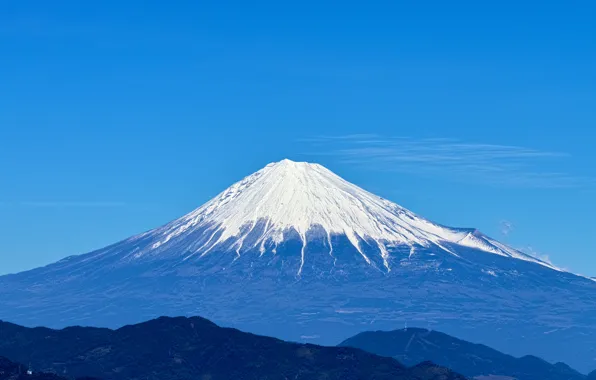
[{"left": 1, "top": 159, "right": 595, "bottom": 372}]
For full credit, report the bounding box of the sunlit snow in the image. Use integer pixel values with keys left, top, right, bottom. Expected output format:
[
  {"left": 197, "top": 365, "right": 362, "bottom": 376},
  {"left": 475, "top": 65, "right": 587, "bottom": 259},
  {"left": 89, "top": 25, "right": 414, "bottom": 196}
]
[{"left": 144, "top": 159, "right": 557, "bottom": 274}]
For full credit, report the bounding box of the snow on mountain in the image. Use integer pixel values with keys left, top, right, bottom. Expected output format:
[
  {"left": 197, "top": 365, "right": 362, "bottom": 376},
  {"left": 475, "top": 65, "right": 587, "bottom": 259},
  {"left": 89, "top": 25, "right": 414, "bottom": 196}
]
[{"left": 134, "top": 159, "right": 555, "bottom": 274}]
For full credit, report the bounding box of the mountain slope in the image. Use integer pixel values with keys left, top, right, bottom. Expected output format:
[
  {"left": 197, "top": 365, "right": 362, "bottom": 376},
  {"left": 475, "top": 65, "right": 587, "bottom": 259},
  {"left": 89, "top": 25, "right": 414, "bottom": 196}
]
[
  {"left": 339, "top": 328, "right": 587, "bottom": 380},
  {"left": 1, "top": 159, "right": 595, "bottom": 372},
  {"left": 0, "top": 317, "right": 467, "bottom": 380}
]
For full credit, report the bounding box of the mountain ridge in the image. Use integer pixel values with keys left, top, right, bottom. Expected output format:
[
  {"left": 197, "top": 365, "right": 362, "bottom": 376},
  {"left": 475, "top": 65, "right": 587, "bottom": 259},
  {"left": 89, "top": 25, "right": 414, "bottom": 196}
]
[
  {"left": 0, "top": 316, "right": 467, "bottom": 380},
  {"left": 339, "top": 327, "right": 588, "bottom": 380}
]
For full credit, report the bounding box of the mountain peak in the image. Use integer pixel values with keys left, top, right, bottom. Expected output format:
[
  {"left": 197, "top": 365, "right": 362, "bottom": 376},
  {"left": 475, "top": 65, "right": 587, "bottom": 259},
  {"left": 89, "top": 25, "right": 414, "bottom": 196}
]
[
  {"left": 268, "top": 158, "right": 313, "bottom": 166},
  {"left": 264, "top": 158, "right": 324, "bottom": 171},
  {"left": 264, "top": 158, "right": 328, "bottom": 179}
]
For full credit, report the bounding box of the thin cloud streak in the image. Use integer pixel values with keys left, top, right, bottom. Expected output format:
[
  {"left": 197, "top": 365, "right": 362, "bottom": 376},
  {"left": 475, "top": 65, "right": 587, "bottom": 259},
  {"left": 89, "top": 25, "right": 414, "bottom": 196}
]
[
  {"left": 12, "top": 201, "right": 127, "bottom": 208},
  {"left": 500, "top": 220, "right": 515, "bottom": 237},
  {"left": 301, "top": 135, "right": 589, "bottom": 188}
]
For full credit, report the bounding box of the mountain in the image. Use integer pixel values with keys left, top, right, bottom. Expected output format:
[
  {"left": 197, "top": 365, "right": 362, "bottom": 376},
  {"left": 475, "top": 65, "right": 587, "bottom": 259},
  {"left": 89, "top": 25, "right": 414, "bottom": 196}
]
[
  {"left": 339, "top": 327, "right": 586, "bottom": 380},
  {"left": 1, "top": 159, "right": 595, "bottom": 372},
  {"left": 0, "top": 316, "right": 467, "bottom": 380}
]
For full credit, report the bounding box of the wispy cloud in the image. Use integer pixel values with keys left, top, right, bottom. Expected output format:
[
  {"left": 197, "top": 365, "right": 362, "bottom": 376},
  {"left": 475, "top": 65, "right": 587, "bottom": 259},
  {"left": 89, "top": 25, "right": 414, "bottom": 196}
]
[
  {"left": 3, "top": 201, "right": 127, "bottom": 208},
  {"left": 500, "top": 220, "right": 515, "bottom": 237},
  {"left": 301, "top": 135, "right": 590, "bottom": 188}
]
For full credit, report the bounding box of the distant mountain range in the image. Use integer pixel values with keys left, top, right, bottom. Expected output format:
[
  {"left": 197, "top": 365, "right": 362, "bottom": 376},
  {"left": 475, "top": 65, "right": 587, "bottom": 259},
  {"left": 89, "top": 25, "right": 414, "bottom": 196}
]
[
  {"left": 0, "top": 316, "right": 466, "bottom": 380},
  {"left": 340, "top": 327, "right": 589, "bottom": 380},
  {"left": 1, "top": 159, "right": 595, "bottom": 372}
]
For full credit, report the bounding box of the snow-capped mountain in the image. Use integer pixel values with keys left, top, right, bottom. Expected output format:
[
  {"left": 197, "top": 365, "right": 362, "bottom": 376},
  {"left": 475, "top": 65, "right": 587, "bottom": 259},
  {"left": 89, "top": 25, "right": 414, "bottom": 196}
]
[
  {"left": 1, "top": 159, "right": 595, "bottom": 372},
  {"left": 139, "top": 159, "right": 555, "bottom": 273}
]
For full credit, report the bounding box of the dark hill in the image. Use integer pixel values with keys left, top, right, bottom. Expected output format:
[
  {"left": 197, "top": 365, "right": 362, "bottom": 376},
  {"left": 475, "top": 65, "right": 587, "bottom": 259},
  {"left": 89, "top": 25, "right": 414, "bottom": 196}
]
[
  {"left": 0, "top": 317, "right": 466, "bottom": 380},
  {"left": 339, "top": 328, "right": 586, "bottom": 380}
]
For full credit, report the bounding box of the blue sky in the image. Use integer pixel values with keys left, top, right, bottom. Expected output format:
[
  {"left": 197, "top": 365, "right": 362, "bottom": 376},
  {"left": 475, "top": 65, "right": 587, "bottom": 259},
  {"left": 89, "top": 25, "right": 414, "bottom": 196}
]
[{"left": 1, "top": 1, "right": 595, "bottom": 275}]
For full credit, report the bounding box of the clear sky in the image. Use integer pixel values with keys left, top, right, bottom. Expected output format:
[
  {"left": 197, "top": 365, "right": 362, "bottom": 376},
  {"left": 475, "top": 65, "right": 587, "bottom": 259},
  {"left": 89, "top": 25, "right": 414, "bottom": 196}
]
[{"left": 1, "top": 1, "right": 595, "bottom": 276}]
